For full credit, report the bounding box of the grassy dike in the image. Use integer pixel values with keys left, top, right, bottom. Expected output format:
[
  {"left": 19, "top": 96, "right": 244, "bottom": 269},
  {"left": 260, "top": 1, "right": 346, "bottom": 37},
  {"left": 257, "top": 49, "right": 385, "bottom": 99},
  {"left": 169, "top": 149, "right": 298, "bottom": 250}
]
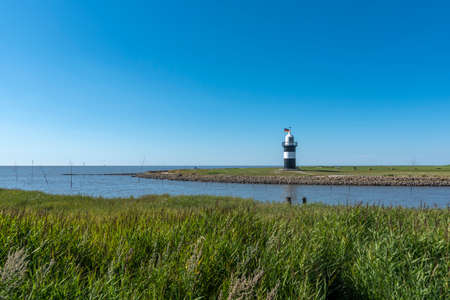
[
  {"left": 0, "top": 189, "right": 448, "bottom": 299},
  {"left": 172, "top": 165, "right": 450, "bottom": 177},
  {"left": 137, "top": 166, "right": 450, "bottom": 186}
]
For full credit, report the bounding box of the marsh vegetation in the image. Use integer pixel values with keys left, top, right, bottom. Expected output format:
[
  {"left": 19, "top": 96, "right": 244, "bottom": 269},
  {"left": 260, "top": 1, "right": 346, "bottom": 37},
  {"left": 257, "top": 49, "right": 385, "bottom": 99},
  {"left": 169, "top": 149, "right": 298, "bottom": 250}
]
[{"left": 0, "top": 189, "right": 447, "bottom": 299}]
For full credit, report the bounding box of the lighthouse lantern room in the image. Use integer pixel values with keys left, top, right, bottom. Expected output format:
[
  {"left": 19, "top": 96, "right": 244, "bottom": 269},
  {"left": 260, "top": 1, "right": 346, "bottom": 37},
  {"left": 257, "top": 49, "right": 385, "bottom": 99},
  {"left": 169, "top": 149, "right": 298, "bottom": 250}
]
[{"left": 282, "top": 128, "right": 298, "bottom": 169}]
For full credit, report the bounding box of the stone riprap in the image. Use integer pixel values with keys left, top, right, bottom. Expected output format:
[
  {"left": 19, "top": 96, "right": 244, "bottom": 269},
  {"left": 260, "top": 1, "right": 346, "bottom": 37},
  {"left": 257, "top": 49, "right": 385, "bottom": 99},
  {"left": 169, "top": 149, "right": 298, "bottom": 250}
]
[{"left": 135, "top": 171, "right": 450, "bottom": 186}]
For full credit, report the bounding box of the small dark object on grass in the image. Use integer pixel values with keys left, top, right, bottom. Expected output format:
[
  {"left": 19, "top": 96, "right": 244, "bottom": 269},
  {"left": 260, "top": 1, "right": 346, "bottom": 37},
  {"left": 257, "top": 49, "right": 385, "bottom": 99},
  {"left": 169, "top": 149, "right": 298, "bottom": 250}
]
[
  {"left": 286, "top": 197, "right": 292, "bottom": 205},
  {"left": 302, "top": 197, "right": 307, "bottom": 204}
]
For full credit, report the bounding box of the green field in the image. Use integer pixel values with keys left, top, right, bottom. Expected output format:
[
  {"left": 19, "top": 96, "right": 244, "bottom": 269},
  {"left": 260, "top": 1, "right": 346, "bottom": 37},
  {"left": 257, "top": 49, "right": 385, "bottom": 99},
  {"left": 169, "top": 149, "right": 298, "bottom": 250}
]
[
  {"left": 175, "top": 165, "right": 450, "bottom": 177},
  {"left": 0, "top": 189, "right": 447, "bottom": 299}
]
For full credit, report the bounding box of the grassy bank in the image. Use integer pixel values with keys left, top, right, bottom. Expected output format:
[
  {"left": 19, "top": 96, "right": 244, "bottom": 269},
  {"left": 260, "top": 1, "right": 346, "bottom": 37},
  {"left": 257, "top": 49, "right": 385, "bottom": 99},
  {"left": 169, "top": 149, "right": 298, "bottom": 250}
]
[
  {"left": 0, "top": 189, "right": 448, "bottom": 299},
  {"left": 137, "top": 166, "right": 450, "bottom": 186},
  {"left": 175, "top": 165, "right": 450, "bottom": 177}
]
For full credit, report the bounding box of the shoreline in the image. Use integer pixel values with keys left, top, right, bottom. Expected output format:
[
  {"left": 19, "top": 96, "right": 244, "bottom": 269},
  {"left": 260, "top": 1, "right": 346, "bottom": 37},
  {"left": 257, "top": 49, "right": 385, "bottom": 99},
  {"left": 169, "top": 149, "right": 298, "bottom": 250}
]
[{"left": 135, "top": 170, "right": 450, "bottom": 186}]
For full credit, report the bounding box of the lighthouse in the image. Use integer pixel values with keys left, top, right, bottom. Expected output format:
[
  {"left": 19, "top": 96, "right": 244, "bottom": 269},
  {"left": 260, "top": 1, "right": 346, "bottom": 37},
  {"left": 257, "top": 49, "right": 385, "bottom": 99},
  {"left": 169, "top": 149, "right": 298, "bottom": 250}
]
[{"left": 282, "top": 128, "right": 298, "bottom": 169}]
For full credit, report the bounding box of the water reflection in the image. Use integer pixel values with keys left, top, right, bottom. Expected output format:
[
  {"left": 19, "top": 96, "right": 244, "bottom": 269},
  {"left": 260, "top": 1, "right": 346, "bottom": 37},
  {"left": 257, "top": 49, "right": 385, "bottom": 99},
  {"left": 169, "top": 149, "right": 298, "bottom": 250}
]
[
  {"left": 0, "top": 166, "right": 449, "bottom": 208},
  {"left": 282, "top": 184, "right": 298, "bottom": 204}
]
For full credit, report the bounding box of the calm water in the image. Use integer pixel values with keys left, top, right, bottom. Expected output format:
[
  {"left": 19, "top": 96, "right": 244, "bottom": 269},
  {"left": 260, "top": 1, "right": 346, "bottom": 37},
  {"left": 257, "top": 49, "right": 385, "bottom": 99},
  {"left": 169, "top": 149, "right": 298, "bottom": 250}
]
[{"left": 0, "top": 166, "right": 449, "bottom": 208}]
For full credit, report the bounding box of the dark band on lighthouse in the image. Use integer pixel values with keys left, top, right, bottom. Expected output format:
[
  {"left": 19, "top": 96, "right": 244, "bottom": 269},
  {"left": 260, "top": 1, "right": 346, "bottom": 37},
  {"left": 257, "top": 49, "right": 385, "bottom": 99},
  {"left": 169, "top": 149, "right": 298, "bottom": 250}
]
[{"left": 282, "top": 128, "right": 298, "bottom": 169}]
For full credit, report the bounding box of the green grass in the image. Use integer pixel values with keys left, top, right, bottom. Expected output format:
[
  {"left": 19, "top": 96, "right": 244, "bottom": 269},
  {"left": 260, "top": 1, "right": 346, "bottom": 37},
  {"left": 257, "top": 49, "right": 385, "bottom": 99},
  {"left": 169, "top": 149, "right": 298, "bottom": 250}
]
[
  {"left": 174, "top": 165, "right": 450, "bottom": 177},
  {"left": 0, "top": 189, "right": 448, "bottom": 299}
]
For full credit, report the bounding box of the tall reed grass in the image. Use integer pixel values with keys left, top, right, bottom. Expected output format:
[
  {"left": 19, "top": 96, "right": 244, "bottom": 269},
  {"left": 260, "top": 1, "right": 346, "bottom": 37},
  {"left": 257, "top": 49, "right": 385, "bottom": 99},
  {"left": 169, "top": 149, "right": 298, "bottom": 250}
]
[{"left": 0, "top": 189, "right": 447, "bottom": 299}]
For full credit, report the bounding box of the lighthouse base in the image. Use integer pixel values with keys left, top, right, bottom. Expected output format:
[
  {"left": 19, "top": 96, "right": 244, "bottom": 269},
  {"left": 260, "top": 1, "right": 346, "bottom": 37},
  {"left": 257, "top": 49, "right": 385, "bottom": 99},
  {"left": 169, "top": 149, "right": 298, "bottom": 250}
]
[{"left": 284, "top": 158, "right": 296, "bottom": 170}]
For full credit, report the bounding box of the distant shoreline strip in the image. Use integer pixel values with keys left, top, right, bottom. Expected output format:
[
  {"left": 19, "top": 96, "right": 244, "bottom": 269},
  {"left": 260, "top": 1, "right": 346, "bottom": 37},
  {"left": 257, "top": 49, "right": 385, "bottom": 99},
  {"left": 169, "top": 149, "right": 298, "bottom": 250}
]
[
  {"left": 134, "top": 171, "right": 450, "bottom": 187},
  {"left": 62, "top": 173, "right": 137, "bottom": 176}
]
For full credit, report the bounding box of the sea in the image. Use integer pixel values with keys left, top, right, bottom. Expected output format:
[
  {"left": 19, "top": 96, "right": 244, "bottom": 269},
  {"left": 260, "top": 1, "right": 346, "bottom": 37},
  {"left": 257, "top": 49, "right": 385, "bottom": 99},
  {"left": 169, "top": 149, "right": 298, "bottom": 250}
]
[{"left": 0, "top": 166, "right": 449, "bottom": 208}]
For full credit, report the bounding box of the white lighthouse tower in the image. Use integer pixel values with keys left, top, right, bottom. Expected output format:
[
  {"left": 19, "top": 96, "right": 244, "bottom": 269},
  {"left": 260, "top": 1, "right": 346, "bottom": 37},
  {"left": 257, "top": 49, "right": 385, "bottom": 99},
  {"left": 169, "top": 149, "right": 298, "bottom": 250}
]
[{"left": 282, "top": 128, "right": 298, "bottom": 169}]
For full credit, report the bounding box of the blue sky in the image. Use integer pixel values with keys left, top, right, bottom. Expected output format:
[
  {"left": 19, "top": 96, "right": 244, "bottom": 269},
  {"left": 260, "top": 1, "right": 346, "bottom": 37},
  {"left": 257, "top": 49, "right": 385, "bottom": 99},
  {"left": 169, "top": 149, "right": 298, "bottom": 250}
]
[{"left": 1, "top": 0, "right": 449, "bottom": 165}]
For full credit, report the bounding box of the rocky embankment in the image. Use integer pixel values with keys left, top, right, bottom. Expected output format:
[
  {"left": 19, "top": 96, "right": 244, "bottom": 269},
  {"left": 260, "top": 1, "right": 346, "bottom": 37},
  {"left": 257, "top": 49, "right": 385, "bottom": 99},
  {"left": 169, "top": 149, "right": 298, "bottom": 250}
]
[{"left": 135, "top": 171, "right": 450, "bottom": 186}]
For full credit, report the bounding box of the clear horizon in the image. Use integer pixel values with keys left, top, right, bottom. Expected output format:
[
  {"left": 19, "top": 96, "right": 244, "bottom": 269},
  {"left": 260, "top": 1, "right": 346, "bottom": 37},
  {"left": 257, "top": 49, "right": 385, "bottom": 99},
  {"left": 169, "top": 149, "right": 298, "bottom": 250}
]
[
  {"left": 1, "top": 1, "right": 449, "bottom": 166},
  {"left": 1, "top": 164, "right": 449, "bottom": 167}
]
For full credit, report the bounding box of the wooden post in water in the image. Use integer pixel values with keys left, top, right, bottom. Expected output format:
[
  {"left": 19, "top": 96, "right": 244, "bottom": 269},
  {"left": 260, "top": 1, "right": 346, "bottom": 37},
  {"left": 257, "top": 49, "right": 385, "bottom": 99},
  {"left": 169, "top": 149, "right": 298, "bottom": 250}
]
[
  {"left": 286, "top": 196, "right": 292, "bottom": 205},
  {"left": 14, "top": 161, "right": 18, "bottom": 185},
  {"left": 40, "top": 167, "right": 49, "bottom": 185}
]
